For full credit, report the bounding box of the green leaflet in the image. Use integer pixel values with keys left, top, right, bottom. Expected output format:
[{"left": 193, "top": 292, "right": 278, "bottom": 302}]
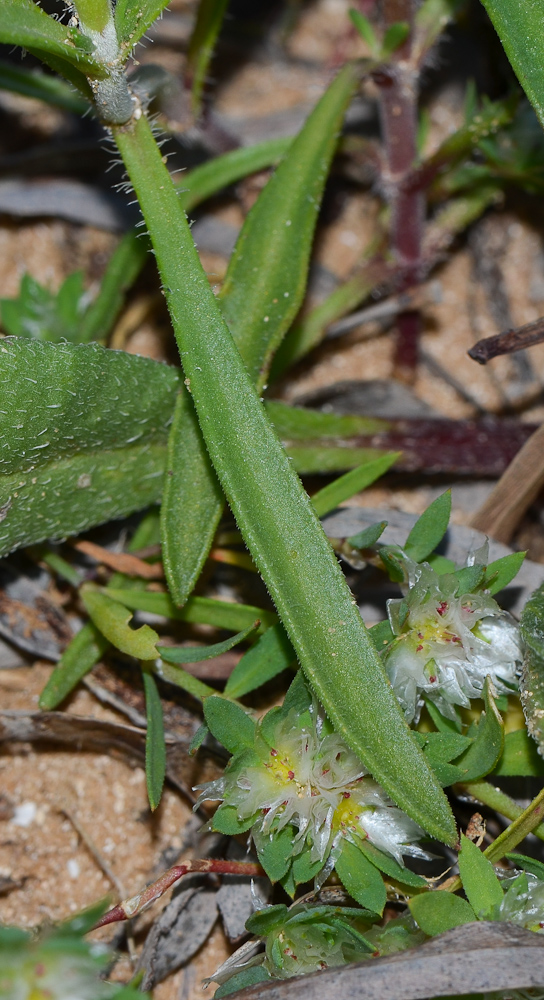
[
  {"left": 179, "top": 138, "right": 292, "bottom": 207},
  {"left": 114, "top": 110, "right": 457, "bottom": 846},
  {"left": 158, "top": 621, "right": 259, "bottom": 664},
  {"left": 0, "top": 0, "right": 107, "bottom": 78},
  {"left": 142, "top": 664, "right": 166, "bottom": 811},
  {"left": 186, "top": 0, "right": 229, "bottom": 115},
  {"left": 458, "top": 835, "right": 503, "bottom": 919},
  {"left": 39, "top": 621, "right": 110, "bottom": 710},
  {"left": 265, "top": 400, "right": 386, "bottom": 439},
  {"left": 335, "top": 840, "right": 386, "bottom": 914},
  {"left": 484, "top": 551, "right": 526, "bottom": 596},
  {"left": 493, "top": 728, "right": 544, "bottom": 777},
  {"left": 409, "top": 891, "right": 476, "bottom": 935},
  {"left": 161, "top": 62, "right": 364, "bottom": 606},
  {"left": 81, "top": 587, "right": 159, "bottom": 659},
  {"left": 114, "top": 0, "right": 171, "bottom": 57},
  {"left": 77, "top": 230, "right": 149, "bottom": 343},
  {"left": 519, "top": 583, "right": 544, "bottom": 757},
  {"left": 480, "top": 0, "right": 544, "bottom": 129},
  {"left": 0, "top": 339, "right": 180, "bottom": 557},
  {"left": 203, "top": 696, "right": 256, "bottom": 755},
  {"left": 403, "top": 490, "right": 451, "bottom": 563},
  {"left": 311, "top": 452, "right": 400, "bottom": 518},
  {"left": 224, "top": 623, "right": 295, "bottom": 698}
]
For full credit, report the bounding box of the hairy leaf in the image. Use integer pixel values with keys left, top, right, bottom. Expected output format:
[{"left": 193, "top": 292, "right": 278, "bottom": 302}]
[
  {"left": 0, "top": 0, "right": 107, "bottom": 78},
  {"left": 142, "top": 664, "right": 166, "bottom": 810},
  {"left": 458, "top": 834, "right": 503, "bottom": 919},
  {"left": 0, "top": 339, "right": 180, "bottom": 557},
  {"left": 404, "top": 490, "right": 451, "bottom": 563},
  {"left": 409, "top": 891, "right": 476, "bottom": 935},
  {"left": 519, "top": 583, "right": 544, "bottom": 757},
  {"left": 480, "top": 0, "right": 544, "bottom": 128},
  {"left": 224, "top": 623, "right": 295, "bottom": 698},
  {"left": 80, "top": 587, "right": 159, "bottom": 659},
  {"left": 335, "top": 840, "right": 386, "bottom": 914}
]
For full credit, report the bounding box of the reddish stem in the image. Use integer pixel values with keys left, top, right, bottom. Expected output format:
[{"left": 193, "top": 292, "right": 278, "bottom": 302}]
[
  {"left": 94, "top": 859, "right": 264, "bottom": 928},
  {"left": 375, "top": 0, "right": 423, "bottom": 380}
]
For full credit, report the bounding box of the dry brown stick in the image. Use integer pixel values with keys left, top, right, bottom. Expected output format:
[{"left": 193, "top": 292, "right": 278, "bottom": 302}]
[
  {"left": 72, "top": 539, "right": 164, "bottom": 579},
  {"left": 470, "top": 421, "right": 544, "bottom": 543},
  {"left": 468, "top": 315, "right": 544, "bottom": 364}
]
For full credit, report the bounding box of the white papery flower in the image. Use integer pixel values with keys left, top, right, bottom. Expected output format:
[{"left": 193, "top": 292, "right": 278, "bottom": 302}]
[
  {"left": 381, "top": 549, "right": 522, "bottom": 723},
  {"left": 196, "top": 707, "right": 428, "bottom": 871}
]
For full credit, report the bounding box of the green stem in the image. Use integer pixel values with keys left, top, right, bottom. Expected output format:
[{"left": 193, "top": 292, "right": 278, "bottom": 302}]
[
  {"left": 458, "top": 780, "right": 544, "bottom": 842},
  {"left": 111, "top": 108, "right": 456, "bottom": 846},
  {"left": 484, "top": 786, "right": 544, "bottom": 864}
]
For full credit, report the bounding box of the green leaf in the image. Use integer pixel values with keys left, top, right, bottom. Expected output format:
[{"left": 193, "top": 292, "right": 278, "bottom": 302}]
[
  {"left": 424, "top": 698, "right": 462, "bottom": 734},
  {"left": 0, "top": 339, "right": 181, "bottom": 558},
  {"left": 161, "top": 62, "right": 363, "bottom": 606},
  {"left": 106, "top": 588, "right": 277, "bottom": 632},
  {"left": 158, "top": 621, "right": 259, "bottom": 665},
  {"left": 211, "top": 801, "right": 254, "bottom": 836},
  {"left": 0, "top": 59, "right": 89, "bottom": 114},
  {"left": 266, "top": 400, "right": 385, "bottom": 440},
  {"left": 257, "top": 825, "right": 295, "bottom": 882},
  {"left": 77, "top": 231, "right": 149, "bottom": 343},
  {"left": 113, "top": 103, "right": 457, "bottom": 847},
  {"left": 114, "top": 0, "right": 171, "bottom": 56},
  {"left": 506, "top": 852, "right": 544, "bottom": 880},
  {"left": 519, "top": 582, "right": 544, "bottom": 757},
  {"left": 189, "top": 723, "right": 208, "bottom": 755},
  {"left": 286, "top": 445, "right": 388, "bottom": 475},
  {"left": 282, "top": 669, "right": 313, "bottom": 716},
  {"left": 458, "top": 834, "right": 503, "bottom": 919},
  {"left": 484, "top": 551, "right": 526, "bottom": 596},
  {"left": 427, "top": 553, "right": 456, "bottom": 574},
  {"left": 156, "top": 660, "right": 217, "bottom": 701},
  {"left": 382, "top": 21, "right": 410, "bottom": 56},
  {"left": 80, "top": 587, "right": 159, "bottom": 660},
  {"left": 347, "top": 521, "right": 388, "bottom": 550},
  {"left": 203, "top": 695, "right": 256, "bottom": 754},
  {"left": 245, "top": 904, "right": 289, "bottom": 936},
  {"left": 453, "top": 565, "right": 486, "bottom": 595},
  {"left": 479, "top": 0, "right": 544, "bottom": 129},
  {"left": 349, "top": 8, "right": 379, "bottom": 53},
  {"left": 335, "top": 839, "right": 386, "bottom": 914},
  {"left": 453, "top": 677, "right": 504, "bottom": 782},
  {"left": 214, "top": 966, "right": 271, "bottom": 998},
  {"left": 311, "top": 452, "right": 400, "bottom": 519},
  {"left": 0, "top": 0, "right": 107, "bottom": 78},
  {"left": 186, "top": 0, "right": 229, "bottom": 115},
  {"left": 409, "top": 891, "right": 476, "bottom": 935},
  {"left": 357, "top": 840, "right": 427, "bottom": 889},
  {"left": 494, "top": 728, "right": 544, "bottom": 777},
  {"left": 39, "top": 621, "right": 110, "bottom": 710},
  {"left": 224, "top": 623, "right": 295, "bottom": 699},
  {"left": 179, "top": 138, "right": 292, "bottom": 209},
  {"left": 404, "top": 491, "right": 452, "bottom": 563},
  {"left": 142, "top": 664, "right": 166, "bottom": 811},
  {"left": 423, "top": 731, "right": 473, "bottom": 785}
]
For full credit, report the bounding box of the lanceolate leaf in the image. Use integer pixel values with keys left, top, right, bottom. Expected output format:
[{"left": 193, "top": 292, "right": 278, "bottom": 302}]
[
  {"left": 409, "top": 891, "right": 476, "bottom": 935},
  {"left": 0, "top": 59, "right": 89, "bottom": 114},
  {"left": 142, "top": 664, "right": 166, "bottom": 811},
  {"left": 157, "top": 620, "right": 259, "bottom": 664},
  {"left": 311, "top": 452, "right": 400, "bottom": 518},
  {"left": 458, "top": 834, "right": 503, "bottom": 919},
  {"left": 114, "top": 109, "right": 457, "bottom": 846},
  {"left": 0, "top": 0, "right": 107, "bottom": 78},
  {"left": 404, "top": 490, "right": 451, "bottom": 562},
  {"left": 161, "top": 62, "right": 364, "bottom": 606},
  {"left": 224, "top": 622, "right": 295, "bottom": 698},
  {"left": 480, "top": 0, "right": 544, "bottom": 128},
  {"left": 186, "top": 0, "right": 229, "bottom": 115},
  {"left": 0, "top": 339, "right": 181, "bottom": 557},
  {"left": 39, "top": 622, "right": 110, "bottom": 711},
  {"left": 519, "top": 582, "right": 544, "bottom": 757},
  {"left": 114, "top": 0, "right": 171, "bottom": 57}
]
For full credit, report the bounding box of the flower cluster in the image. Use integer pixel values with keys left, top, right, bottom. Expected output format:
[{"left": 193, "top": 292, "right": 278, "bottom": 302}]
[
  {"left": 381, "top": 549, "right": 522, "bottom": 723},
  {"left": 196, "top": 693, "right": 428, "bottom": 886},
  {"left": 210, "top": 903, "right": 425, "bottom": 995}
]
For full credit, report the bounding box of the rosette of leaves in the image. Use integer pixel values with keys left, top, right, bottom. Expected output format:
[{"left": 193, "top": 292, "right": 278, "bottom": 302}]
[{"left": 197, "top": 674, "right": 428, "bottom": 910}]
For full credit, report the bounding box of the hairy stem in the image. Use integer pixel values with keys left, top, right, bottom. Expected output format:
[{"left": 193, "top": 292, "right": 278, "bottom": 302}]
[{"left": 376, "top": 0, "right": 423, "bottom": 379}]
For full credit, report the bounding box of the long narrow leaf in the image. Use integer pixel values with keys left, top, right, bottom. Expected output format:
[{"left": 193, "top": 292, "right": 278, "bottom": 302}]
[
  {"left": 0, "top": 60, "right": 89, "bottom": 114},
  {"left": 0, "top": 0, "right": 107, "bottom": 78},
  {"left": 114, "top": 0, "right": 171, "bottom": 57},
  {"left": 157, "top": 620, "right": 259, "bottom": 664},
  {"left": 142, "top": 664, "right": 166, "bottom": 810},
  {"left": 180, "top": 138, "right": 292, "bottom": 209},
  {"left": 38, "top": 622, "right": 110, "bottom": 710},
  {"left": 186, "top": 0, "right": 229, "bottom": 116},
  {"left": 113, "top": 108, "right": 457, "bottom": 845},
  {"left": 311, "top": 452, "right": 400, "bottom": 518},
  {"left": 161, "top": 62, "right": 364, "bottom": 605}
]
